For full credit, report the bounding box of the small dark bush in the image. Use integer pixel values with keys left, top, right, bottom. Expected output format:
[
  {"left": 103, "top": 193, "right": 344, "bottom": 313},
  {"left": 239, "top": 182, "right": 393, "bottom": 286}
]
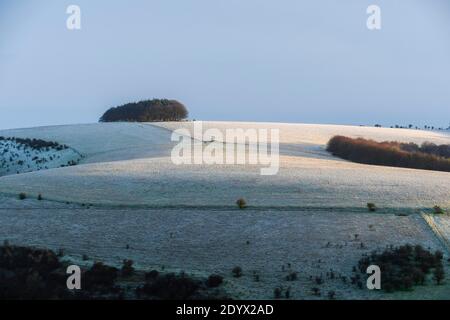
[
  {"left": 57, "top": 248, "right": 64, "bottom": 257},
  {"left": 327, "top": 291, "right": 336, "bottom": 300},
  {"left": 232, "top": 266, "right": 243, "bottom": 278},
  {"left": 433, "top": 266, "right": 445, "bottom": 285},
  {"left": 433, "top": 206, "right": 445, "bottom": 214},
  {"left": 311, "top": 287, "right": 321, "bottom": 296},
  {"left": 18, "top": 193, "right": 26, "bottom": 200},
  {"left": 367, "top": 203, "right": 377, "bottom": 212},
  {"left": 140, "top": 272, "right": 201, "bottom": 299},
  {"left": 285, "top": 272, "right": 298, "bottom": 281},
  {"left": 206, "top": 274, "right": 223, "bottom": 288},
  {"left": 273, "top": 287, "right": 282, "bottom": 299},
  {"left": 84, "top": 262, "right": 118, "bottom": 291},
  {"left": 37, "top": 194, "right": 43, "bottom": 201},
  {"left": 145, "top": 270, "right": 160, "bottom": 281},
  {"left": 236, "top": 198, "right": 247, "bottom": 209},
  {"left": 285, "top": 287, "right": 291, "bottom": 299},
  {"left": 121, "top": 259, "right": 135, "bottom": 277}
]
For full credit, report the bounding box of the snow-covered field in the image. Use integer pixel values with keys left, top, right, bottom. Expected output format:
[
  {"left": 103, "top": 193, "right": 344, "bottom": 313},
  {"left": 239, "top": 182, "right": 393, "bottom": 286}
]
[
  {"left": 0, "top": 138, "right": 81, "bottom": 176},
  {"left": 0, "top": 121, "right": 449, "bottom": 299}
]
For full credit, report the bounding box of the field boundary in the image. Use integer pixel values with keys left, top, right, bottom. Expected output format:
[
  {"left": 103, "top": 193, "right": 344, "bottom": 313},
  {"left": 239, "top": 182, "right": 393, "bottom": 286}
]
[{"left": 420, "top": 212, "right": 450, "bottom": 253}]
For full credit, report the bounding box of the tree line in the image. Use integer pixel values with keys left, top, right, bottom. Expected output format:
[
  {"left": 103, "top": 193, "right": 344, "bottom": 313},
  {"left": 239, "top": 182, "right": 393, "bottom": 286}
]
[
  {"left": 0, "top": 136, "right": 68, "bottom": 151},
  {"left": 326, "top": 135, "right": 450, "bottom": 172}
]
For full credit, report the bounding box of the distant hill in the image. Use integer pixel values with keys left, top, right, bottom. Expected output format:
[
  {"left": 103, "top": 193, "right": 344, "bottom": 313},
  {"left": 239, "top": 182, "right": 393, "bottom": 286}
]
[{"left": 99, "top": 99, "right": 188, "bottom": 122}]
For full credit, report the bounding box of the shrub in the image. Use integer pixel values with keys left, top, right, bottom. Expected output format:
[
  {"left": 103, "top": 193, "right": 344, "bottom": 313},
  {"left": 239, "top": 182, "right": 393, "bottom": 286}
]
[
  {"left": 232, "top": 266, "right": 243, "bottom": 278},
  {"left": 285, "top": 287, "right": 291, "bottom": 299},
  {"left": 314, "top": 276, "right": 323, "bottom": 285},
  {"left": 433, "top": 206, "right": 445, "bottom": 214},
  {"left": 18, "top": 193, "right": 26, "bottom": 200},
  {"left": 99, "top": 99, "right": 188, "bottom": 122},
  {"left": 37, "top": 194, "right": 43, "bottom": 201},
  {"left": 327, "top": 291, "right": 336, "bottom": 300},
  {"left": 140, "top": 272, "right": 201, "bottom": 299},
  {"left": 311, "top": 287, "right": 321, "bottom": 296},
  {"left": 206, "top": 274, "right": 223, "bottom": 288},
  {"left": 433, "top": 266, "right": 445, "bottom": 285},
  {"left": 327, "top": 136, "right": 450, "bottom": 172},
  {"left": 84, "top": 262, "right": 118, "bottom": 290},
  {"left": 121, "top": 259, "right": 135, "bottom": 277},
  {"left": 367, "top": 203, "right": 377, "bottom": 212},
  {"left": 273, "top": 287, "right": 282, "bottom": 299},
  {"left": 236, "top": 198, "right": 247, "bottom": 209},
  {"left": 285, "top": 272, "right": 298, "bottom": 281},
  {"left": 145, "top": 270, "right": 160, "bottom": 281}
]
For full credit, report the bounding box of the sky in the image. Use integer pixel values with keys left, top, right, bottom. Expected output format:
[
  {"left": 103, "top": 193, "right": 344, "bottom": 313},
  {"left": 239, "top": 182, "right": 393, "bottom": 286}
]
[{"left": 0, "top": 0, "right": 450, "bottom": 130}]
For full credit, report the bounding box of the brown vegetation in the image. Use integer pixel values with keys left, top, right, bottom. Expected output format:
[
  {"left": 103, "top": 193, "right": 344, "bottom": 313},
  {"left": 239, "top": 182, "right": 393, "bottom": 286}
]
[
  {"left": 327, "top": 136, "right": 450, "bottom": 172},
  {"left": 236, "top": 198, "right": 247, "bottom": 209}
]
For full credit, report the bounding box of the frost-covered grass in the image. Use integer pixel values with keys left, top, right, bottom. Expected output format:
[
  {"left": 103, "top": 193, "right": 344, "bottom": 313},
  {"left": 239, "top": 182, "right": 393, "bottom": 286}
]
[
  {"left": 0, "top": 195, "right": 448, "bottom": 299},
  {"left": 155, "top": 121, "right": 450, "bottom": 147},
  {"left": 0, "top": 155, "right": 448, "bottom": 210},
  {"left": 0, "top": 122, "right": 448, "bottom": 209},
  {"left": 0, "top": 121, "right": 449, "bottom": 299}
]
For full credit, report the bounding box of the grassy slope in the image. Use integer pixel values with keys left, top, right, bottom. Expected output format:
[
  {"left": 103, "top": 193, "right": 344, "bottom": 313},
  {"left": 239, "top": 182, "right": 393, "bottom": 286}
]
[{"left": 0, "top": 122, "right": 448, "bottom": 210}]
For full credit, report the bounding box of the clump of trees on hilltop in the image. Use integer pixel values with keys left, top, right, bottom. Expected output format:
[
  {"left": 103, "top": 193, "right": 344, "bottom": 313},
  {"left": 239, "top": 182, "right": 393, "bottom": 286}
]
[
  {"left": 99, "top": 99, "right": 188, "bottom": 122},
  {"left": 326, "top": 135, "right": 450, "bottom": 172}
]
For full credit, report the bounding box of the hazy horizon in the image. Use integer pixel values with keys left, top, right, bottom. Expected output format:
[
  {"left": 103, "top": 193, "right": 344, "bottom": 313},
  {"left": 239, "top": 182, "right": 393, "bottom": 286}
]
[{"left": 1, "top": 0, "right": 450, "bottom": 130}]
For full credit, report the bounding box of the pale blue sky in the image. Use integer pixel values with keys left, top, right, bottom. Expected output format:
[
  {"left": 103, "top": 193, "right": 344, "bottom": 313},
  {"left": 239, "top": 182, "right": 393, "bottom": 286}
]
[{"left": 1, "top": 0, "right": 449, "bottom": 129}]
